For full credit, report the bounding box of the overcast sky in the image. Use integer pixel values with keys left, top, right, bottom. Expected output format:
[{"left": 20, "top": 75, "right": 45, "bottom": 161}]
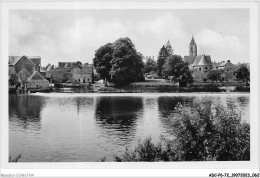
[{"left": 9, "top": 9, "right": 249, "bottom": 66}]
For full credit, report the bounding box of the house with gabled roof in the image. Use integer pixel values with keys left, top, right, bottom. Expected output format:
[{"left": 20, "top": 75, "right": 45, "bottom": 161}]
[
  {"left": 9, "top": 56, "right": 36, "bottom": 75},
  {"left": 71, "top": 66, "right": 93, "bottom": 84},
  {"left": 192, "top": 54, "right": 212, "bottom": 72},
  {"left": 9, "top": 55, "right": 49, "bottom": 89},
  {"left": 216, "top": 60, "right": 235, "bottom": 70},
  {"left": 58, "top": 62, "right": 75, "bottom": 69},
  {"left": 17, "top": 68, "right": 31, "bottom": 84},
  {"left": 27, "top": 71, "right": 49, "bottom": 89}
]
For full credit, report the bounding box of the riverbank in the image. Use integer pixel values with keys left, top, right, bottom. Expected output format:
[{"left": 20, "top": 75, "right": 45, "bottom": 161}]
[
  {"left": 97, "top": 85, "right": 250, "bottom": 93},
  {"left": 9, "top": 80, "right": 249, "bottom": 94},
  {"left": 97, "top": 80, "right": 249, "bottom": 93}
]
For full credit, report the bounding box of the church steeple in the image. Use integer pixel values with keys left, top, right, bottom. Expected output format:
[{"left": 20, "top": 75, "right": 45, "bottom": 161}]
[{"left": 189, "top": 35, "right": 197, "bottom": 56}]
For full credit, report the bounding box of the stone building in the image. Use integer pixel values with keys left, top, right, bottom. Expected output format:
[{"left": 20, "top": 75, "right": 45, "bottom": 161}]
[
  {"left": 71, "top": 66, "right": 93, "bottom": 84},
  {"left": 9, "top": 56, "right": 36, "bottom": 75},
  {"left": 58, "top": 62, "right": 76, "bottom": 69},
  {"left": 184, "top": 36, "right": 212, "bottom": 72},
  {"left": 213, "top": 60, "right": 235, "bottom": 70},
  {"left": 192, "top": 54, "right": 212, "bottom": 72},
  {"left": 27, "top": 71, "right": 49, "bottom": 89},
  {"left": 45, "top": 69, "right": 71, "bottom": 83},
  {"left": 9, "top": 55, "right": 49, "bottom": 89}
]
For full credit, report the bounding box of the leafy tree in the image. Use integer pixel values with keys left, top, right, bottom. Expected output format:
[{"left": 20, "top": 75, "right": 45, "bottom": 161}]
[
  {"left": 162, "top": 55, "right": 193, "bottom": 84},
  {"left": 191, "top": 69, "right": 208, "bottom": 82},
  {"left": 157, "top": 40, "right": 173, "bottom": 77},
  {"left": 9, "top": 74, "right": 18, "bottom": 86},
  {"left": 109, "top": 38, "right": 144, "bottom": 86},
  {"left": 234, "top": 64, "right": 250, "bottom": 85},
  {"left": 206, "top": 69, "right": 222, "bottom": 83},
  {"left": 165, "top": 40, "right": 173, "bottom": 55},
  {"left": 170, "top": 99, "right": 250, "bottom": 161},
  {"left": 76, "top": 61, "right": 82, "bottom": 66},
  {"left": 93, "top": 43, "right": 114, "bottom": 86},
  {"left": 74, "top": 61, "right": 83, "bottom": 69},
  {"left": 61, "top": 72, "right": 72, "bottom": 83},
  {"left": 145, "top": 57, "right": 157, "bottom": 73},
  {"left": 157, "top": 45, "right": 169, "bottom": 77},
  {"left": 112, "top": 37, "right": 137, "bottom": 58},
  {"left": 93, "top": 37, "right": 145, "bottom": 86},
  {"left": 110, "top": 53, "right": 144, "bottom": 86}
]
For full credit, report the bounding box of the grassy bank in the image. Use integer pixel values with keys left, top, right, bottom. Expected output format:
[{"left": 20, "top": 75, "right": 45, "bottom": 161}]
[{"left": 98, "top": 85, "right": 249, "bottom": 93}]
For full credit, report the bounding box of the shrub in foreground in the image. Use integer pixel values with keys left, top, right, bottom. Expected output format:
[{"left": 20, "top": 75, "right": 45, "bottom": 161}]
[
  {"left": 114, "top": 99, "right": 250, "bottom": 161},
  {"left": 9, "top": 154, "right": 21, "bottom": 162}
]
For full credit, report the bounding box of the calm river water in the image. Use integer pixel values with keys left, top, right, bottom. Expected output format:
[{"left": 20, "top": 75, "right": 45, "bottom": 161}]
[{"left": 9, "top": 92, "right": 250, "bottom": 162}]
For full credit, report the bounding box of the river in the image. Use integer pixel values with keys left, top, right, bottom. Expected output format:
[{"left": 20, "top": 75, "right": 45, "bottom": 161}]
[{"left": 9, "top": 92, "right": 250, "bottom": 162}]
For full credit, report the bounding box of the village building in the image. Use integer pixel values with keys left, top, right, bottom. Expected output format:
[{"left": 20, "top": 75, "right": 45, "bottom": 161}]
[
  {"left": 46, "top": 62, "right": 94, "bottom": 84},
  {"left": 17, "top": 68, "right": 31, "bottom": 84},
  {"left": 71, "top": 66, "right": 94, "bottom": 84},
  {"left": 213, "top": 60, "right": 235, "bottom": 70},
  {"left": 58, "top": 62, "right": 76, "bottom": 69},
  {"left": 46, "top": 69, "right": 71, "bottom": 83},
  {"left": 28, "top": 56, "right": 41, "bottom": 72},
  {"left": 184, "top": 36, "right": 212, "bottom": 72},
  {"left": 9, "top": 55, "right": 49, "bottom": 89},
  {"left": 9, "top": 56, "right": 36, "bottom": 75},
  {"left": 27, "top": 71, "right": 49, "bottom": 89},
  {"left": 42, "top": 63, "right": 54, "bottom": 72},
  {"left": 192, "top": 54, "right": 212, "bottom": 72}
]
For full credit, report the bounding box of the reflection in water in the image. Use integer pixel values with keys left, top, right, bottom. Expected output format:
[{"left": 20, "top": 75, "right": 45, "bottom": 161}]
[
  {"left": 9, "top": 95, "right": 46, "bottom": 132},
  {"left": 158, "top": 96, "right": 196, "bottom": 133},
  {"left": 158, "top": 96, "right": 195, "bottom": 117},
  {"left": 9, "top": 93, "right": 250, "bottom": 162},
  {"left": 95, "top": 96, "right": 143, "bottom": 145}
]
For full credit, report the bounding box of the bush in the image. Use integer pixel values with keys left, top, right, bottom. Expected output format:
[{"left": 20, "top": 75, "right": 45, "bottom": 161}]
[
  {"left": 9, "top": 154, "right": 21, "bottom": 162},
  {"left": 114, "top": 99, "right": 250, "bottom": 161},
  {"left": 192, "top": 69, "right": 207, "bottom": 82},
  {"left": 207, "top": 70, "right": 222, "bottom": 83}
]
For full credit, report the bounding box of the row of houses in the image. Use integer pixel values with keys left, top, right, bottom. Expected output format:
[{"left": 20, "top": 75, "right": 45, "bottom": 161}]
[
  {"left": 44, "top": 62, "right": 94, "bottom": 84},
  {"left": 9, "top": 56, "right": 94, "bottom": 89}
]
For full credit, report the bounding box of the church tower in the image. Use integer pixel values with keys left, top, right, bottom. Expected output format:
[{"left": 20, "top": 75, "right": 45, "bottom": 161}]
[{"left": 189, "top": 36, "right": 197, "bottom": 57}]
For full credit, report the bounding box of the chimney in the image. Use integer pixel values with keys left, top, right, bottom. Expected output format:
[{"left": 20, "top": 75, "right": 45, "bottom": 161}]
[{"left": 227, "top": 60, "right": 230, "bottom": 62}]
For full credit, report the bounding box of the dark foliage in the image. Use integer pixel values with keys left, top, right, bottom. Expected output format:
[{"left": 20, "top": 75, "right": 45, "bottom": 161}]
[
  {"left": 157, "top": 45, "right": 170, "bottom": 77},
  {"left": 206, "top": 69, "right": 222, "bottom": 83},
  {"left": 93, "top": 43, "right": 114, "bottom": 82},
  {"left": 9, "top": 73, "right": 18, "bottom": 86},
  {"left": 145, "top": 57, "right": 157, "bottom": 73},
  {"left": 162, "top": 55, "right": 193, "bottom": 84},
  {"left": 114, "top": 99, "right": 250, "bottom": 162},
  {"left": 234, "top": 64, "right": 250, "bottom": 84},
  {"left": 93, "top": 38, "right": 145, "bottom": 86},
  {"left": 9, "top": 154, "right": 21, "bottom": 162},
  {"left": 110, "top": 54, "right": 145, "bottom": 86}
]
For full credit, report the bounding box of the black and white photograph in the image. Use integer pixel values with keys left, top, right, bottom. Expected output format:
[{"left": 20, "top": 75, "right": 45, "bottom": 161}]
[{"left": 1, "top": 1, "right": 259, "bottom": 177}]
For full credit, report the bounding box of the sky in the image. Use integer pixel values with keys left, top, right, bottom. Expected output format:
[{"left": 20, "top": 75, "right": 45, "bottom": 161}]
[{"left": 9, "top": 9, "right": 249, "bottom": 66}]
